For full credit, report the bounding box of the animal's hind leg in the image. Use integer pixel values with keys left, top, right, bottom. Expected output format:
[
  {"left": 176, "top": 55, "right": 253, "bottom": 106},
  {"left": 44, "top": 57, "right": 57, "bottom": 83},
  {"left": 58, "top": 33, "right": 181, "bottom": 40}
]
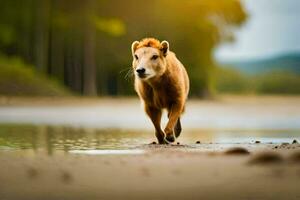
[{"left": 174, "top": 117, "right": 182, "bottom": 138}]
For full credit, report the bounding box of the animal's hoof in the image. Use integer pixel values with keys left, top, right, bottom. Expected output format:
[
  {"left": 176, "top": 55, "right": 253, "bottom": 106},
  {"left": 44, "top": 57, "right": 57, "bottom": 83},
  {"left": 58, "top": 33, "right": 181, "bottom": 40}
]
[
  {"left": 157, "top": 139, "right": 167, "bottom": 144},
  {"left": 165, "top": 134, "right": 175, "bottom": 143}
]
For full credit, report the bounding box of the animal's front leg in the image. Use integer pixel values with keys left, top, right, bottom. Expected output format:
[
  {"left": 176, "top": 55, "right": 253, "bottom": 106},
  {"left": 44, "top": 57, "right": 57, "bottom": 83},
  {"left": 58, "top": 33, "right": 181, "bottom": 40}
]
[
  {"left": 165, "top": 103, "right": 183, "bottom": 143},
  {"left": 144, "top": 105, "right": 166, "bottom": 144}
]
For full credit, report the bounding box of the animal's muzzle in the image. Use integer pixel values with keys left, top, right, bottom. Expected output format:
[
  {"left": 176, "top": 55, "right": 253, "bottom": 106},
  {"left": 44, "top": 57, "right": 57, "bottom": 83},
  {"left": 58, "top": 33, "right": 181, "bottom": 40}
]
[{"left": 136, "top": 68, "right": 146, "bottom": 78}]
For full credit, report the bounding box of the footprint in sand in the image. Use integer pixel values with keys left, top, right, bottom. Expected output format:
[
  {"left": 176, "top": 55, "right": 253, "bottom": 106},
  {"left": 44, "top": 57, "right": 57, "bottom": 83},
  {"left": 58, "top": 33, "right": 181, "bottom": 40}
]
[
  {"left": 61, "top": 171, "right": 73, "bottom": 184},
  {"left": 27, "top": 167, "right": 39, "bottom": 179}
]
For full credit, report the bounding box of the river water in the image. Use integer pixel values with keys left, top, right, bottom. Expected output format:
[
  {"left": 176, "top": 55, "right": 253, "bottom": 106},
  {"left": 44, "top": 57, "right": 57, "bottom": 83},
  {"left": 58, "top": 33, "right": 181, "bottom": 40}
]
[{"left": 0, "top": 97, "right": 299, "bottom": 154}]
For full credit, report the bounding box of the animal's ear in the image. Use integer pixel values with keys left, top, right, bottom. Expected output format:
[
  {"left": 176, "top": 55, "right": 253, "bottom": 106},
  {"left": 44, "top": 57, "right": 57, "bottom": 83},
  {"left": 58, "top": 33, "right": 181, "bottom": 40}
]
[
  {"left": 160, "top": 40, "right": 169, "bottom": 56},
  {"left": 131, "top": 41, "right": 139, "bottom": 56}
]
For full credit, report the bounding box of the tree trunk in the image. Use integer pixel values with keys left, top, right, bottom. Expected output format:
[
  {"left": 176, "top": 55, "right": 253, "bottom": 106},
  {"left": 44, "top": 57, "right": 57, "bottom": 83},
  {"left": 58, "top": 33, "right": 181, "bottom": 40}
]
[
  {"left": 34, "top": 0, "right": 51, "bottom": 73},
  {"left": 83, "top": 0, "right": 97, "bottom": 96}
]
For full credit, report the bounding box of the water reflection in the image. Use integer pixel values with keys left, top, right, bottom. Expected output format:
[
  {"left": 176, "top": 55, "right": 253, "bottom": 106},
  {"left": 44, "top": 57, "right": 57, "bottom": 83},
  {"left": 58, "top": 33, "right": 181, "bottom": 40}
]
[
  {"left": 0, "top": 125, "right": 152, "bottom": 154},
  {"left": 0, "top": 124, "right": 299, "bottom": 155}
]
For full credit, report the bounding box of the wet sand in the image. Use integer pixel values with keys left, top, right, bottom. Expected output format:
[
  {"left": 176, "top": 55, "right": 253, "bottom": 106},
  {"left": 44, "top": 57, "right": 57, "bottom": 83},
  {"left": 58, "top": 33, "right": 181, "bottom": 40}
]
[{"left": 1, "top": 143, "right": 300, "bottom": 200}]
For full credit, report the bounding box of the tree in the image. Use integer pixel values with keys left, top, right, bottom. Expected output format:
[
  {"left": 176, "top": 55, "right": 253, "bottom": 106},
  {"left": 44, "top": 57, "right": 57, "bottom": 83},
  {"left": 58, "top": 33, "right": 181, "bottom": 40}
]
[{"left": 0, "top": 0, "right": 247, "bottom": 97}]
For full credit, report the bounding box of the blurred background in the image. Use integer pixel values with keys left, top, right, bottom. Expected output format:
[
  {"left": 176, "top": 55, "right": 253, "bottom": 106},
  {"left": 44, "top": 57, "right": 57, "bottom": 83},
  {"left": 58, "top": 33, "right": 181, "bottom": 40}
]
[
  {"left": 0, "top": 0, "right": 300, "bottom": 151},
  {"left": 0, "top": 0, "right": 299, "bottom": 97},
  {"left": 1, "top": 2, "right": 300, "bottom": 198},
  {"left": 1, "top": 0, "right": 298, "bottom": 98}
]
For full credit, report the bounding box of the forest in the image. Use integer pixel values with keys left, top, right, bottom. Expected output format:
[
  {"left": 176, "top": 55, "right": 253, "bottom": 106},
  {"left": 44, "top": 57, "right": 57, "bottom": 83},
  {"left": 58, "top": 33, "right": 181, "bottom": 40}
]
[{"left": 0, "top": 0, "right": 248, "bottom": 97}]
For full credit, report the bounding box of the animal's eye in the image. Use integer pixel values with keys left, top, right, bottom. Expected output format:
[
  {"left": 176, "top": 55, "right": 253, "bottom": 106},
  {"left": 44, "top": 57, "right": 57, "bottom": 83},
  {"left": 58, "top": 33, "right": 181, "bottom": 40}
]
[
  {"left": 151, "top": 55, "right": 158, "bottom": 60},
  {"left": 134, "top": 55, "right": 138, "bottom": 60}
]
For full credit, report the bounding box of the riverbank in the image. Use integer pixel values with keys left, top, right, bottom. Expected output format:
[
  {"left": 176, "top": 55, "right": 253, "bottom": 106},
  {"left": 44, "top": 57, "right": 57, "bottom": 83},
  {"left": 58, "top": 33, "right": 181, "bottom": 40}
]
[{"left": 0, "top": 142, "right": 300, "bottom": 200}]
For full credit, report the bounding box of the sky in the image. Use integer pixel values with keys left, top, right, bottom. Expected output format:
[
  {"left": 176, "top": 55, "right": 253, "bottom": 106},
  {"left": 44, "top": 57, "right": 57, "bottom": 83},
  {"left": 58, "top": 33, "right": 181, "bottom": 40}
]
[{"left": 214, "top": 0, "right": 300, "bottom": 62}]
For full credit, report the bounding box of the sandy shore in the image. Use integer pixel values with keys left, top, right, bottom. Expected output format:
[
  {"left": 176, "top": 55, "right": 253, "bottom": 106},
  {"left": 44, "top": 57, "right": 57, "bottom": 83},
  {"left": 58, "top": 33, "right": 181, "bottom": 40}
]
[
  {"left": 1, "top": 95, "right": 300, "bottom": 199},
  {"left": 1, "top": 95, "right": 300, "bottom": 130},
  {"left": 1, "top": 143, "right": 300, "bottom": 200}
]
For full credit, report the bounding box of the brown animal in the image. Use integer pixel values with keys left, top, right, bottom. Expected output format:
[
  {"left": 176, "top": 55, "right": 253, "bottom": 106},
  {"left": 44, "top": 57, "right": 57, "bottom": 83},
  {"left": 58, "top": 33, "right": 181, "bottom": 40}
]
[{"left": 131, "top": 38, "right": 189, "bottom": 144}]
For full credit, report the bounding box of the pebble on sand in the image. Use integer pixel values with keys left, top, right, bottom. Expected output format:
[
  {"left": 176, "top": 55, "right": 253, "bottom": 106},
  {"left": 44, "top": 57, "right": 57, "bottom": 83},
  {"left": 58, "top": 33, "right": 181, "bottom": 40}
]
[
  {"left": 224, "top": 147, "right": 250, "bottom": 155},
  {"left": 248, "top": 152, "right": 283, "bottom": 165},
  {"left": 196, "top": 141, "right": 201, "bottom": 144},
  {"left": 292, "top": 139, "right": 298, "bottom": 144}
]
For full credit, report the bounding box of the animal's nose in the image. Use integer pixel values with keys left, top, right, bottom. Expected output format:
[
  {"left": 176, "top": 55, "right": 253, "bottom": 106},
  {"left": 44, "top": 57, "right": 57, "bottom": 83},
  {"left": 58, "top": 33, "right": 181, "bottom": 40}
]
[{"left": 136, "top": 68, "right": 145, "bottom": 74}]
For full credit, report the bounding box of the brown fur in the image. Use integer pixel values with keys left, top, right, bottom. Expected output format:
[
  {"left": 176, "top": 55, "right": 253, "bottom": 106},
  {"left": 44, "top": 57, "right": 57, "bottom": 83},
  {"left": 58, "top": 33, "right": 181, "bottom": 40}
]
[
  {"left": 132, "top": 38, "right": 189, "bottom": 144},
  {"left": 136, "top": 38, "right": 163, "bottom": 51}
]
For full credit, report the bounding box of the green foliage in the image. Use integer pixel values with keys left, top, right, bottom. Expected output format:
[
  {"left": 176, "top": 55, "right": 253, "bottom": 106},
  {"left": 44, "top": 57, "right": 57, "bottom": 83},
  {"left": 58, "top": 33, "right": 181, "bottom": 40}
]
[
  {"left": 94, "top": 17, "right": 126, "bottom": 37},
  {"left": 0, "top": 0, "right": 248, "bottom": 97},
  {"left": 215, "top": 67, "right": 252, "bottom": 93},
  {"left": 215, "top": 67, "right": 300, "bottom": 94},
  {"left": 0, "top": 24, "right": 15, "bottom": 46},
  {"left": 0, "top": 55, "right": 70, "bottom": 96},
  {"left": 256, "top": 71, "right": 300, "bottom": 94}
]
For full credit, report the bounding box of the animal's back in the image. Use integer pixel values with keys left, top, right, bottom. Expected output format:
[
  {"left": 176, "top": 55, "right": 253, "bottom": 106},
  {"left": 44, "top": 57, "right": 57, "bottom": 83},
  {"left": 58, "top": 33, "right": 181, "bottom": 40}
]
[{"left": 166, "top": 51, "right": 189, "bottom": 100}]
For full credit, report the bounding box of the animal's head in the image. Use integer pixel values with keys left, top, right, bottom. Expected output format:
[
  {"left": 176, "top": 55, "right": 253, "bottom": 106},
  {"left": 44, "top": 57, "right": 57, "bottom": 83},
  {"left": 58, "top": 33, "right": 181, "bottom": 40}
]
[{"left": 131, "top": 38, "right": 169, "bottom": 81}]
